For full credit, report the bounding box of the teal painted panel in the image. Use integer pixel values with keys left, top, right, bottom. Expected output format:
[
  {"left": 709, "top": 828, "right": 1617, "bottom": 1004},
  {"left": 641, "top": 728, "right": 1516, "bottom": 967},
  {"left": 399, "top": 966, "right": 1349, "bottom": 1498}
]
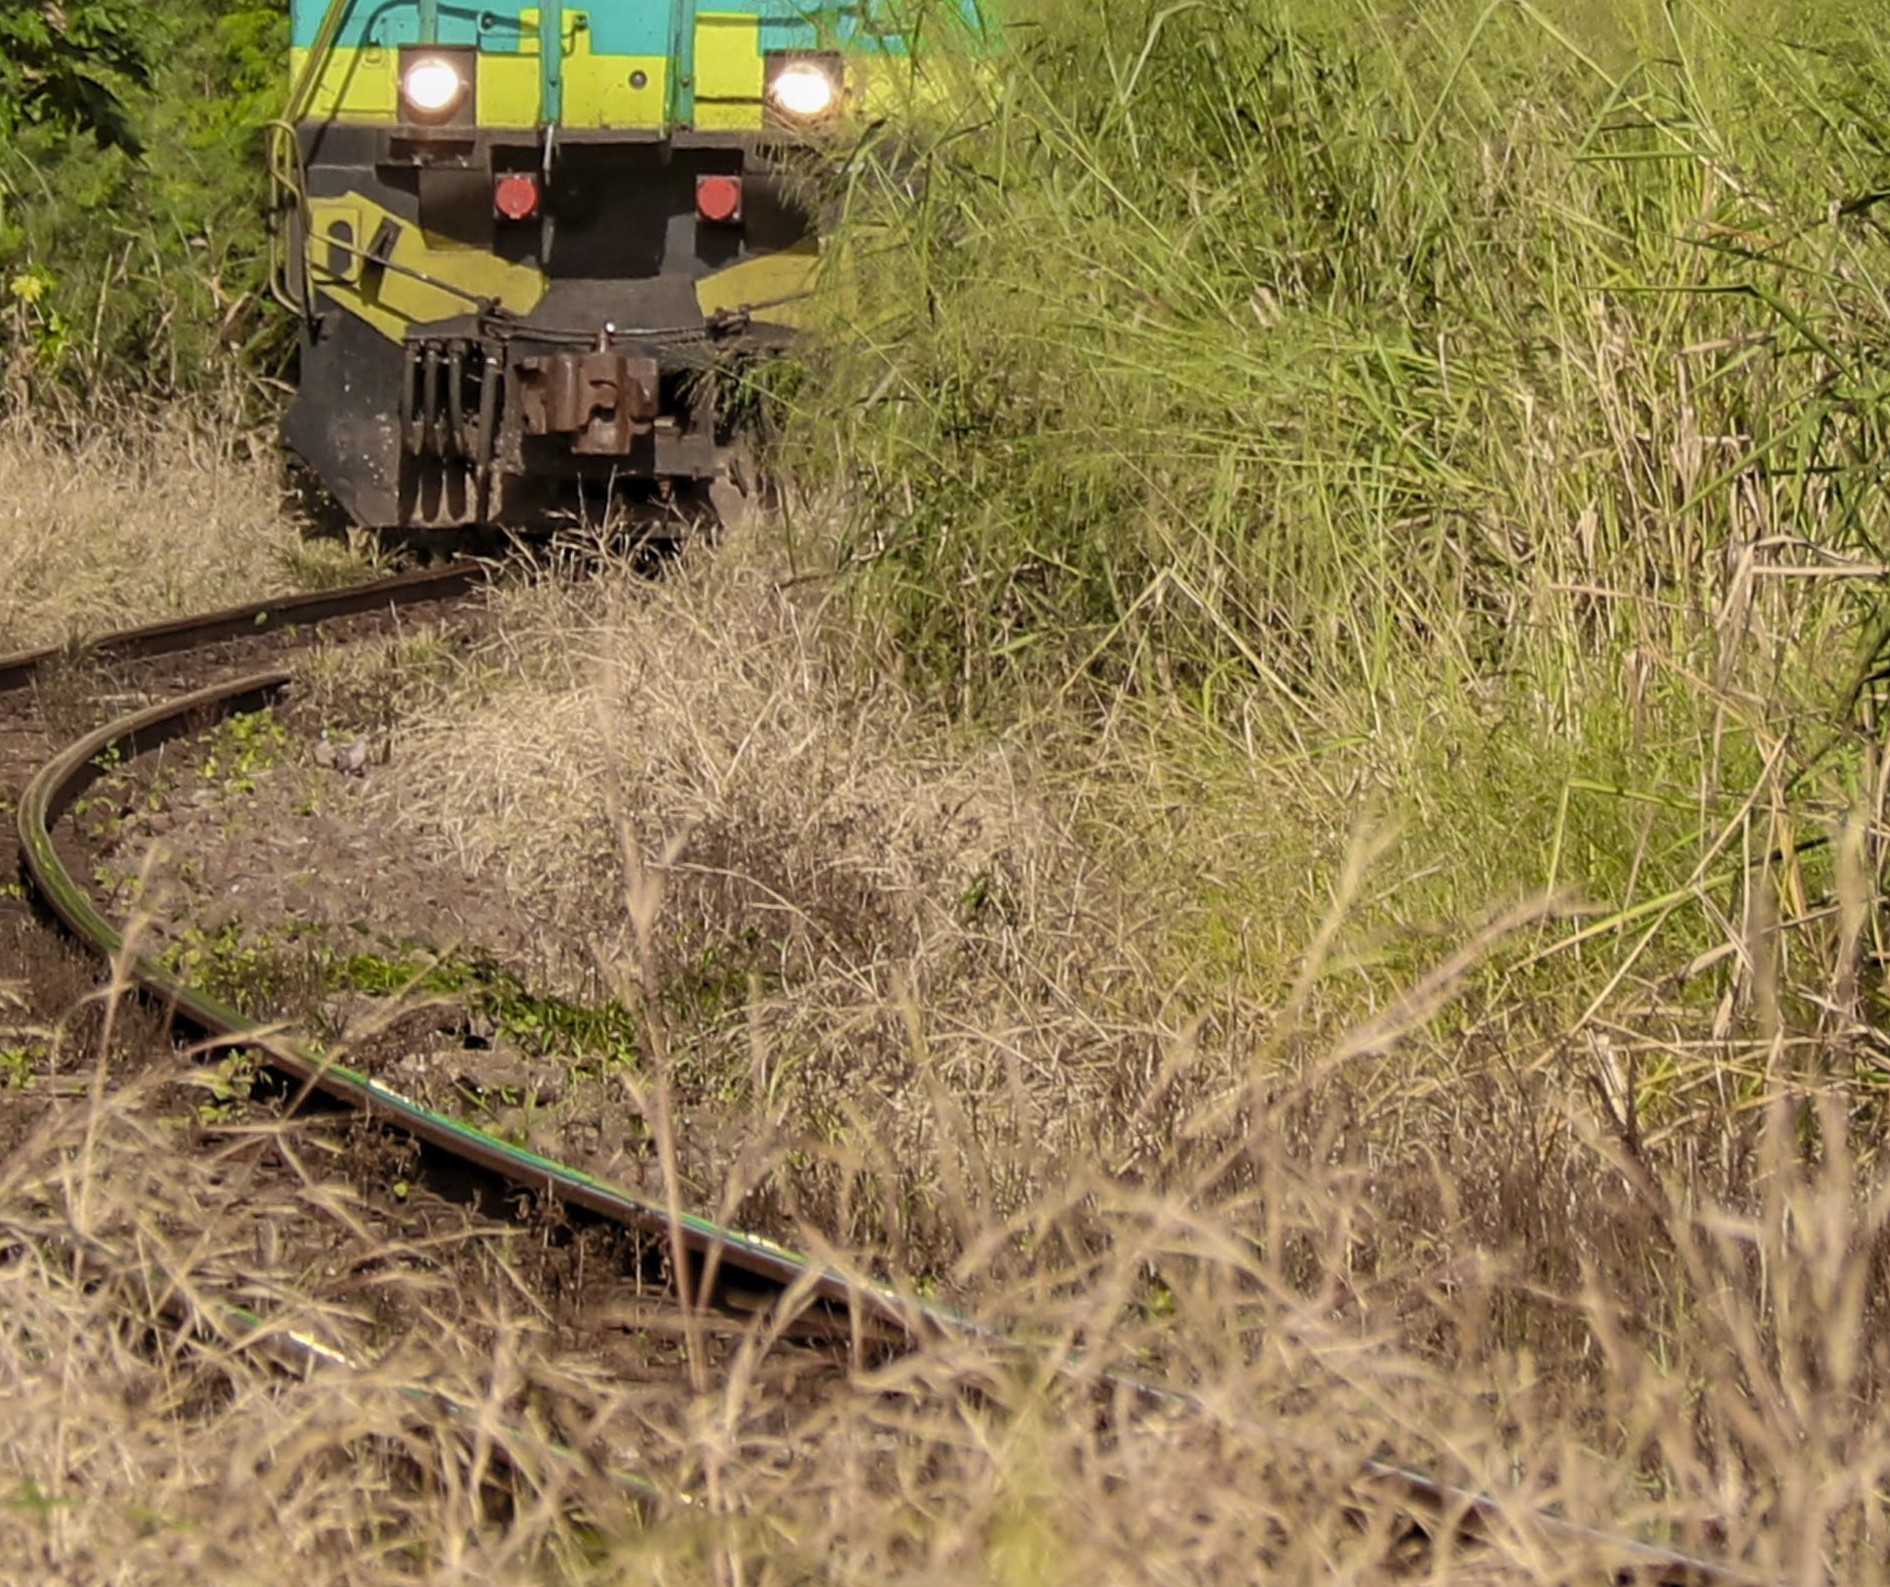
[
  {"left": 292, "top": 0, "right": 994, "bottom": 80},
  {"left": 291, "top": 0, "right": 673, "bottom": 55},
  {"left": 581, "top": 1, "right": 682, "bottom": 56}
]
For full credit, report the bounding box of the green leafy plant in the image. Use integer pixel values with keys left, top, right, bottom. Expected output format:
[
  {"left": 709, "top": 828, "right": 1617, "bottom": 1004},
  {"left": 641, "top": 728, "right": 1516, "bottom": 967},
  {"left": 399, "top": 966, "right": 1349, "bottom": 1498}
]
[
  {"left": 0, "top": 0, "right": 287, "bottom": 410},
  {"left": 0, "top": 0, "right": 153, "bottom": 152},
  {"left": 4, "top": 264, "right": 70, "bottom": 368},
  {"left": 185, "top": 1051, "right": 257, "bottom": 1122},
  {"left": 199, "top": 708, "right": 288, "bottom": 795},
  {"left": 0, "top": 1046, "right": 34, "bottom": 1088}
]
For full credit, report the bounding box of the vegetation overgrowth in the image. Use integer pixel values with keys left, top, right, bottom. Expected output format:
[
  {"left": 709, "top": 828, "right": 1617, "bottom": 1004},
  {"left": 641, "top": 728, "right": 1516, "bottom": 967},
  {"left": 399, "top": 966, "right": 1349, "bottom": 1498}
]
[
  {"left": 782, "top": 0, "right": 1890, "bottom": 1216},
  {"left": 0, "top": 0, "right": 283, "bottom": 416},
  {"left": 11, "top": 0, "right": 1890, "bottom": 1579},
  {"left": 772, "top": 0, "right": 1890, "bottom": 1567}
]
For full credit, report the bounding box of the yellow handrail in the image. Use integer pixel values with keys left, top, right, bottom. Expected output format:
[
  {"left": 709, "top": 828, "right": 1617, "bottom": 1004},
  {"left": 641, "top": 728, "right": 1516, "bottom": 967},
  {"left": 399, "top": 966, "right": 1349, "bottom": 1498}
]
[{"left": 266, "top": 0, "right": 355, "bottom": 313}]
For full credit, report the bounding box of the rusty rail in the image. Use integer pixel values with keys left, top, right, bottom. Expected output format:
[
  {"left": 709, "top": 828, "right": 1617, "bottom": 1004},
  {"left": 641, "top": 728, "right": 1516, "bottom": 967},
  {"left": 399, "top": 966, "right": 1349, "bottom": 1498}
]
[{"left": 0, "top": 562, "right": 483, "bottom": 695}]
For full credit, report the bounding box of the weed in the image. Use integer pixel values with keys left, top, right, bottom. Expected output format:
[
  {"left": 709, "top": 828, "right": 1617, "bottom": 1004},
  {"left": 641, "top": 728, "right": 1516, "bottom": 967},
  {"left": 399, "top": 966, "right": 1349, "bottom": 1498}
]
[
  {"left": 198, "top": 709, "right": 288, "bottom": 796},
  {"left": 325, "top": 946, "right": 645, "bottom": 1071},
  {"left": 184, "top": 1051, "right": 257, "bottom": 1123},
  {"left": 161, "top": 919, "right": 323, "bottom": 1018}
]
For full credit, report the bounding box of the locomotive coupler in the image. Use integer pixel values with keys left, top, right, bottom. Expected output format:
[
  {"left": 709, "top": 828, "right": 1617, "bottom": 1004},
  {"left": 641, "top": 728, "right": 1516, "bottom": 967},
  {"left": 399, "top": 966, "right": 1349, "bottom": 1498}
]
[{"left": 513, "top": 339, "right": 661, "bottom": 456}]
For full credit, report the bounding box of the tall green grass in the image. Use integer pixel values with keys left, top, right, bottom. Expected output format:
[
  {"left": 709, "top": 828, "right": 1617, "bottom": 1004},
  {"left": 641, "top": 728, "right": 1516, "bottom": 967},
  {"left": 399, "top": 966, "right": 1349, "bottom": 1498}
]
[
  {"left": 807, "top": 0, "right": 1889, "bottom": 696},
  {"left": 792, "top": 0, "right": 1890, "bottom": 959},
  {"left": 774, "top": 0, "right": 1890, "bottom": 1278}
]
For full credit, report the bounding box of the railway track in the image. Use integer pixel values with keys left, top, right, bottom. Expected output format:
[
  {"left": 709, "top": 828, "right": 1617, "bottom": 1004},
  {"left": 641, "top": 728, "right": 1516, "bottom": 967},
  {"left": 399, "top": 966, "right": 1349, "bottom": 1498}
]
[
  {"left": 0, "top": 568, "right": 1783, "bottom": 1586},
  {"left": 16, "top": 663, "right": 927, "bottom": 1331}
]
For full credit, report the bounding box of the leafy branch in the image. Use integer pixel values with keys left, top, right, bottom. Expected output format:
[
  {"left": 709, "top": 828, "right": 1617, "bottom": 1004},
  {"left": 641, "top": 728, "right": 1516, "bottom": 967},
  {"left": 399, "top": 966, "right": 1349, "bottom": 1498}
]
[{"left": 0, "top": 0, "right": 154, "bottom": 153}]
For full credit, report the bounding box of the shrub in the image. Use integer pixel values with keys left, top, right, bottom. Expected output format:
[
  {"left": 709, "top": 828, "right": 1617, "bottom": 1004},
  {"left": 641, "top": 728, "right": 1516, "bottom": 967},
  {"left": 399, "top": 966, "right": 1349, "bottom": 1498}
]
[{"left": 0, "top": 0, "right": 285, "bottom": 413}]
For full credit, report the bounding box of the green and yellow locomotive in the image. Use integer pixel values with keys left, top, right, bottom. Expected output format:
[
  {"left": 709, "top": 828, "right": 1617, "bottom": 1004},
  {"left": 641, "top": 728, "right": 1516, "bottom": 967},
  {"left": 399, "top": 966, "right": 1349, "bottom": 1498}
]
[{"left": 274, "top": 0, "right": 975, "bottom": 530}]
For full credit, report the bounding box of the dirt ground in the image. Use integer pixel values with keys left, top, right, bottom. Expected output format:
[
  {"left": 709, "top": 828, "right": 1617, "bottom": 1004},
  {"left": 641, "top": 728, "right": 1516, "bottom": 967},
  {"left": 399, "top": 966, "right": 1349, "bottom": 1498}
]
[{"left": 66, "top": 658, "right": 752, "bottom": 1208}]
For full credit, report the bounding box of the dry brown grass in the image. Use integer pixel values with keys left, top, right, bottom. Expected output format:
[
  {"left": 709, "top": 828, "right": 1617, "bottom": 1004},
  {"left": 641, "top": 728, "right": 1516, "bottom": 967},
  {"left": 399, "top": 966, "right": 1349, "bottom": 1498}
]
[
  {"left": 363, "top": 525, "right": 1174, "bottom": 1251},
  {"left": 271, "top": 507, "right": 1890, "bottom": 1581},
  {"left": 7, "top": 446, "right": 1887, "bottom": 1578},
  {"left": 0, "top": 1075, "right": 616, "bottom": 1583},
  {"left": 10, "top": 1, "right": 1890, "bottom": 1563},
  {"left": 8, "top": 975, "right": 1890, "bottom": 1584},
  {"left": 0, "top": 415, "right": 367, "bottom": 652},
  {"left": 10, "top": 550, "right": 1876, "bottom": 1583},
  {"left": 3, "top": 599, "right": 1885, "bottom": 1581}
]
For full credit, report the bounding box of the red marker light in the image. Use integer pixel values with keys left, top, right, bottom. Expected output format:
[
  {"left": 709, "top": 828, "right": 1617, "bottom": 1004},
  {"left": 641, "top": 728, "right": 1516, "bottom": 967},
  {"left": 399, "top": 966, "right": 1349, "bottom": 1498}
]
[
  {"left": 696, "top": 174, "right": 742, "bottom": 224},
  {"left": 494, "top": 172, "right": 541, "bottom": 221}
]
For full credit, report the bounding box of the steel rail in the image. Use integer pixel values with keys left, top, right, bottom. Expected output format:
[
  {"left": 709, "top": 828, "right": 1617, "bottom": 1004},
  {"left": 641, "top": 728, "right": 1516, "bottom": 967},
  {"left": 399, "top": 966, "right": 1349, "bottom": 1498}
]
[
  {"left": 0, "top": 561, "right": 484, "bottom": 695},
  {"left": 15, "top": 669, "right": 947, "bottom": 1338},
  {"left": 13, "top": 668, "right": 1789, "bottom": 1587}
]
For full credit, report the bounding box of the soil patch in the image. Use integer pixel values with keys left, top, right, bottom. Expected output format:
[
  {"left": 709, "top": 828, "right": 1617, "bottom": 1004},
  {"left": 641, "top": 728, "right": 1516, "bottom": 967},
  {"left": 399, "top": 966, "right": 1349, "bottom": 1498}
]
[{"left": 75, "top": 687, "right": 676, "bottom": 1195}]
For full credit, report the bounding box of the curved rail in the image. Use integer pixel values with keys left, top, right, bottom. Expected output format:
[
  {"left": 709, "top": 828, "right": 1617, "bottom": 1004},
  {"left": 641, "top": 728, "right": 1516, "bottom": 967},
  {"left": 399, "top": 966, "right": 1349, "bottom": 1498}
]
[
  {"left": 16, "top": 669, "right": 943, "bottom": 1334},
  {"left": 14, "top": 666, "right": 1784, "bottom": 1586}
]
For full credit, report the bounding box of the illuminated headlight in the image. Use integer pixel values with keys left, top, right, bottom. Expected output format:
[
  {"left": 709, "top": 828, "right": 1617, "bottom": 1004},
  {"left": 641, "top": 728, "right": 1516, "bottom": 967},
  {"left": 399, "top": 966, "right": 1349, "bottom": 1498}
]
[
  {"left": 401, "top": 55, "right": 467, "bottom": 119},
  {"left": 765, "top": 53, "right": 842, "bottom": 121}
]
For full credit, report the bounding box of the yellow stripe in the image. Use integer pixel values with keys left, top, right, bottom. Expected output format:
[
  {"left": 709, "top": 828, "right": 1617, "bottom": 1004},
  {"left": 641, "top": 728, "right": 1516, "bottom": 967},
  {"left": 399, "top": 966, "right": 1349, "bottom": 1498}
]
[
  {"left": 564, "top": 47, "right": 669, "bottom": 128},
  {"left": 692, "top": 12, "right": 764, "bottom": 132},
  {"left": 307, "top": 193, "right": 546, "bottom": 341},
  {"left": 289, "top": 43, "right": 399, "bottom": 120},
  {"left": 695, "top": 241, "right": 821, "bottom": 327},
  {"left": 478, "top": 51, "right": 541, "bottom": 129},
  {"left": 518, "top": 9, "right": 671, "bottom": 128}
]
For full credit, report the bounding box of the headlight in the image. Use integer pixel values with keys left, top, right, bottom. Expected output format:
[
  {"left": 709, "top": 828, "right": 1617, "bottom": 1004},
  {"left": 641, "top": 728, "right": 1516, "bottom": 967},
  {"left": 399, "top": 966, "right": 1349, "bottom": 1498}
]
[
  {"left": 765, "top": 53, "right": 842, "bottom": 121},
  {"left": 401, "top": 55, "right": 467, "bottom": 119}
]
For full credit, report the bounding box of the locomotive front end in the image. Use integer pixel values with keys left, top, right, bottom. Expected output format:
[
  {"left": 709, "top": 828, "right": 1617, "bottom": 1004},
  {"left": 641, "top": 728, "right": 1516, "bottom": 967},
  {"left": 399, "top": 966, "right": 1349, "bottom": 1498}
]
[{"left": 274, "top": 1, "right": 925, "bottom": 531}]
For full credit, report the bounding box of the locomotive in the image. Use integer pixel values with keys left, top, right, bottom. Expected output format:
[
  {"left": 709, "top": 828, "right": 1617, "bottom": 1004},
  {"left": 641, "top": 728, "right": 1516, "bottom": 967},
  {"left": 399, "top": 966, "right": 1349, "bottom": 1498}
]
[{"left": 273, "top": 0, "right": 977, "bottom": 531}]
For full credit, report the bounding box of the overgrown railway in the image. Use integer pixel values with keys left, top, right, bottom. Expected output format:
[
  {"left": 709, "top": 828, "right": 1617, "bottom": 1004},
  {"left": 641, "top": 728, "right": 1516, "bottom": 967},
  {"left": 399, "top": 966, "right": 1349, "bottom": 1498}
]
[{"left": 0, "top": 570, "right": 1782, "bottom": 1586}]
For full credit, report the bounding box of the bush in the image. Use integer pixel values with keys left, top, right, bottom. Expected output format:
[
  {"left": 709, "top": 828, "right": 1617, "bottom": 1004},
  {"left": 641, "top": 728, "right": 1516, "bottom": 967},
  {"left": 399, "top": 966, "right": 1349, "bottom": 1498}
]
[{"left": 0, "top": 0, "right": 285, "bottom": 414}]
